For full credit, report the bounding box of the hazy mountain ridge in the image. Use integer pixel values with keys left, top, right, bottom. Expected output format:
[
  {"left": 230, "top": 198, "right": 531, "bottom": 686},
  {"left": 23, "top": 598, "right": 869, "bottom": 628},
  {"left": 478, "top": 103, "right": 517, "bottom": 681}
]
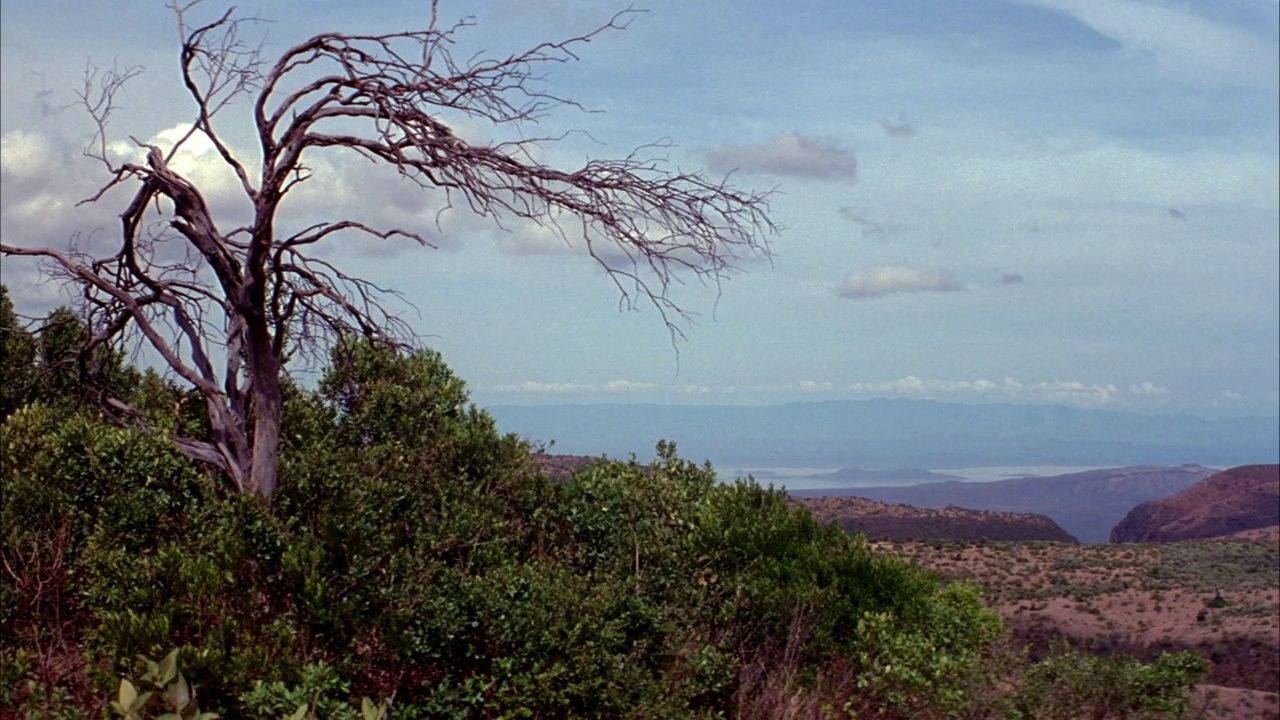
[
  {"left": 1111, "top": 464, "right": 1280, "bottom": 543},
  {"left": 489, "top": 399, "right": 1279, "bottom": 468},
  {"left": 793, "top": 465, "right": 1218, "bottom": 544}
]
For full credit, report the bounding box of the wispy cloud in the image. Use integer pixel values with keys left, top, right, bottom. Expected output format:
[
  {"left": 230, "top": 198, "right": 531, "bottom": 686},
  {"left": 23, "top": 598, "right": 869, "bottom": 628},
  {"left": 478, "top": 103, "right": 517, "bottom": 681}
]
[
  {"left": 836, "top": 266, "right": 962, "bottom": 299},
  {"left": 488, "top": 379, "right": 659, "bottom": 394},
  {"left": 703, "top": 132, "right": 857, "bottom": 181},
  {"left": 881, "top": 117, "right": 915, "bottom": 138},
  {"left": 836, "top": 206, "right": 910, "bottom": 241},
  {"left": 1019, "top": 0, "right": 1279, "bottom": 84},
  {"left": 842, "top": 376, "right": 1170, "bottom": 407},
  {"left": 604, "top": 380, "right": 658, "bottom": 392},
  {"left": 489, "top": 381, "right": 594, "bottom": 393},
  {"left": 495, "top": 214, "right": 635, "bottom": 269},
  {"left": 999, "top": 273, "right": 1025, "bottom": 285}
]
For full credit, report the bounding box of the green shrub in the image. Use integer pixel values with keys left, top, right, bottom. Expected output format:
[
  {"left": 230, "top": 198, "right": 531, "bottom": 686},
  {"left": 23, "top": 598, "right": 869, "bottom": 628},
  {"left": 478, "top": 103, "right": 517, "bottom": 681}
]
[
  {"left": 1004, "top": 641, "right": 1209, "bottom": 719},
  {"left": 0, "top": 337, "right": 1215, "bottom": 718}
]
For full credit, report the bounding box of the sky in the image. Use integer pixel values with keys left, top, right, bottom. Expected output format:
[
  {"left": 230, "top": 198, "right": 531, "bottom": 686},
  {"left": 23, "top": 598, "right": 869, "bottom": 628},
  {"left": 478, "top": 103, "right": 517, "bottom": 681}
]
[{"left": 1, "top": 0, "right": 1277, "bottom": 416}]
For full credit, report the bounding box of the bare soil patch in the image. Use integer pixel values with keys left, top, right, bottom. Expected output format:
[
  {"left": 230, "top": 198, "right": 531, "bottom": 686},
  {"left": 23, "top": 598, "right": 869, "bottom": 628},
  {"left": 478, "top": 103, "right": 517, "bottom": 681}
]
[{"left": 875, "top": 536, "right": 1280, "bottom": 714}]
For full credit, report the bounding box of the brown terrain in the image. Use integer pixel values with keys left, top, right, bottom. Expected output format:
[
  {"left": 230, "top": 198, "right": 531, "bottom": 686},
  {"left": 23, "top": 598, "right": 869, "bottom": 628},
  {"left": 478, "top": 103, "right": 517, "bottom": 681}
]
[
  {"left": 878, "top": 537, "right": 1280, "bottom": 719},
  {"left": 802, "top": 464, "right": 1280, "bottom": 718},
  {"left": 539, "top": 454, "right": 1279, "bottom": 716},
  {"left": 1227, "top": 526, "right": 1280, "bottom": 544},
  {"left": 531, "top": 453, "right": 601, "bottom": 481},
  {"left": 795, "top": 495, "right": 1077, "bottom": 542},
  {"left": 1112, "top": 465, "right": 1280, "bottom": 543}
]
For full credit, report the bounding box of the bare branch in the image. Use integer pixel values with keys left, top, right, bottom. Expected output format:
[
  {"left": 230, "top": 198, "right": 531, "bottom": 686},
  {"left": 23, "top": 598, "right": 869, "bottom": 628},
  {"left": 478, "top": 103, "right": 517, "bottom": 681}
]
[{"left": 2, "top": 1, "right": 775, "bottom": 496}]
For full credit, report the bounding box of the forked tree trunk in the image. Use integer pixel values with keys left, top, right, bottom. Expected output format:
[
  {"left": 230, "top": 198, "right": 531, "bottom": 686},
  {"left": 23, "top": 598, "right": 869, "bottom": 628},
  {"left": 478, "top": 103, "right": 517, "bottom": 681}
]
[{"left": 0, "top": 2, "right": 775, "bottom": 498}]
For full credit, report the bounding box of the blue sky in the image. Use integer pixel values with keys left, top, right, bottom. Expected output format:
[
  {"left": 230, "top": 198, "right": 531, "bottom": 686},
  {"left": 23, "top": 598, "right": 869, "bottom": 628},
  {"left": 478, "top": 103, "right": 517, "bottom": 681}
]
[{"left": 1, "top": 0, "right": 1277, "bottom": 414}]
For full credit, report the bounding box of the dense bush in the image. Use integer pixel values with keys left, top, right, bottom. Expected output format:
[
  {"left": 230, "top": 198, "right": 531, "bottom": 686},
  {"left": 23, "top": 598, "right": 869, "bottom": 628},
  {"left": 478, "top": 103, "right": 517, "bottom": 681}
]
[{"left": 1, "top": 302, "right": 1209, "bottom": 718}]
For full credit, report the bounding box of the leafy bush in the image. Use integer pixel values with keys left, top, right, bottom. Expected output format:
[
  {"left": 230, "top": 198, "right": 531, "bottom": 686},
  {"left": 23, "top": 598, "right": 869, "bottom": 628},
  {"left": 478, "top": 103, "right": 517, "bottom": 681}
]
[
  {"left": 1001, "top": 640, "right": 1209, "bottom": 719},
  {"left": 0, "top": 328, "right": 1216, "bottom": 718}
]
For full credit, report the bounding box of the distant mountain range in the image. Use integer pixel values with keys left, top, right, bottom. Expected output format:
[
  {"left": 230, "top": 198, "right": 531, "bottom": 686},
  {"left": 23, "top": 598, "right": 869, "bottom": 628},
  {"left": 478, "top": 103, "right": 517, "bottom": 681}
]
[
  {"left": 488, "top": 399, "right": 1280, "bottom": 469},
  {"left": 791, "top": 465, "right": 1217, "bottom": 544}
]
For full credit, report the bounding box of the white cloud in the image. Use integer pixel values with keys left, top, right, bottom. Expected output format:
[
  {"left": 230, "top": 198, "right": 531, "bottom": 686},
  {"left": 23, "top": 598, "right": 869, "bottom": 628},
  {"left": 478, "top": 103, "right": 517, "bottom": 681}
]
[
  {"left": 0, "top": 131, "right": 51, "bottom": 178},
  {"left": 703, "top": 132, "right": 857, "bottom": 181},
  {"left": 674, "top": 384, "right": 722, "bottom": 395},
  {"left": 840, "top": 376, "right": 1169, "bottom": 407},
  {"left": 882, "top": 117, "right": 915, "bottom": 138},
  {"left": 604, "top": 380, "right": 658, "bottom": 392},
  {"left": 481, "top": 376, "right": 1172, "bottom": 408},
  {"left": 1020, "top": 0, "right": 1279, "bottom": 84},
  {"left": 489, "top": 381, "right": 594, "bottom": 393},
  {"left": 1128, "top": 380, "right": 1170, "bottom": 398},
  {"left": 501, "top": 221, "right": 580, "bottom": 256},
  {"left": 836, "top": 265, "right": 963, "bottom": 299},
  {"left": 1212, "top": 389, "right": 1245, "bottom": 406}
]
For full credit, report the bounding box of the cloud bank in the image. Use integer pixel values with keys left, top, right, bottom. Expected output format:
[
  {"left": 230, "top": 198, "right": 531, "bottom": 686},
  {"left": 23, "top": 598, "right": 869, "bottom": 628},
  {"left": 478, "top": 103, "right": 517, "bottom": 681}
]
[
  {"left": 483, "top": 375, "right": 1176, "bottom": 408},
  {"left": 836, "top": 266, "right": 963, "bottom": 299}
]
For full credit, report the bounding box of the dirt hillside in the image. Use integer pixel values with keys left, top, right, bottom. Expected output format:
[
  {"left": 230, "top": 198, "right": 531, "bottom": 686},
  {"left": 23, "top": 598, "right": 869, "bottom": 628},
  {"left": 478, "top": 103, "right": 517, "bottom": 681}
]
[
  {"left": 795, "top": 495, "right": 1077, "bottom": 542},
  {"left": 1112, "top": 465, "right": 1280, "bottom": 543}
]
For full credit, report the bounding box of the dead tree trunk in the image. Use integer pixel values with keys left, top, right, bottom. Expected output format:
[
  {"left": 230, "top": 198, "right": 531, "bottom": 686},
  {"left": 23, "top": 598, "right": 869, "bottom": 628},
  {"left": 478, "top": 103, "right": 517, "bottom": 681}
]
[{"left": 0, "top": 2, "right": 775, "bottom": 496}]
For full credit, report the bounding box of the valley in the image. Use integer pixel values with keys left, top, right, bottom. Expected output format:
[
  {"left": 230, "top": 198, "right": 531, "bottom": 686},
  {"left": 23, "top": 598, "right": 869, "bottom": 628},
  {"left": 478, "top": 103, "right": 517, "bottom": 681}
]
[
  {"left": 538, "top": 453, "right": 1280, "bottom": 717},
  {"left": 882, "top": 536, "right": 1280, "bottom": 719},
  {"left": 804, "top": 463, "right": 1280, "bottom": 720}
]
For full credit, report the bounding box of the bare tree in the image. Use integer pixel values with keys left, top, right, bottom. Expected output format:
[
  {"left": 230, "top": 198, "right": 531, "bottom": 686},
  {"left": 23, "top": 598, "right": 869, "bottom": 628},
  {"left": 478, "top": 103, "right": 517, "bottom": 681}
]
[{"left": 0, "top": 1, "right": 775, "bottom": 497}]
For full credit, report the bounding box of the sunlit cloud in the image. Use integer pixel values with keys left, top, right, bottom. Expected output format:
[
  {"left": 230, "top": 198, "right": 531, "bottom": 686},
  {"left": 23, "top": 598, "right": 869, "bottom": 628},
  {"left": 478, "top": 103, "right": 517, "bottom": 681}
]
[
  {"left": 0, "top": 130, "right": 53, "bottom": 178},
  {"left": 836, "top": 265, "right": 963, "bottom": 299}
]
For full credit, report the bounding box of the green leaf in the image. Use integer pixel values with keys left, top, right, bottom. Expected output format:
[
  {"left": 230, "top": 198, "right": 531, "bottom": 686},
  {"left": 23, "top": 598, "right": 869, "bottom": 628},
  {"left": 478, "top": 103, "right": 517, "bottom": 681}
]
[
  {"left": 142, "top": 657, "right": 160, "bottom": 683},
  {"left": 361, "top": 697, "right": 387, "bottom": 720},
  {"left": 168, "top": 673, "right": 191, "bottom": 710},
  {"left": 118, "top": 679, "right": 138, "bottom": 709},
  {"left": 158, "top": 649, "right": 180, "bottom": 686},
  {"left": 287, "top": 704, "right": 309, "bottom": 720}
]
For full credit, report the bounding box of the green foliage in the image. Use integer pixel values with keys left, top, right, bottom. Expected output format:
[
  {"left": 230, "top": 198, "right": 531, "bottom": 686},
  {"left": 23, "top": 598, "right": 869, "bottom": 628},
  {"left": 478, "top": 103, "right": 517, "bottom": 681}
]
[
  {"left": 0, "top": 335, "right": 1217, "bottom": 718},
  {"left": 111, "top": 649, "right": 217, "bottom": 720},
  {"left": 1005, "top": 641, "right": 1209, "bottom": 719},
  {"left": 849, "top": 583, "right": 1003, "bottom": 716},
  {"left": 0, "top": 286, "right": 38, "bottom": 420},
  {"left": 242, "top": 661, "right": 388, "bottom": 720}
]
